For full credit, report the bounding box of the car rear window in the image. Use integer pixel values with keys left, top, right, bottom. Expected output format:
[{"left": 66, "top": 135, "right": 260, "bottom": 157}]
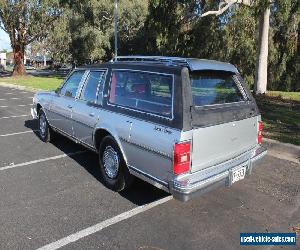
[
  {"left": 109, "top": 70, "right": 173, "bottom": 118},
  {"left": 190, "top": 70, "right": 246, "bottom": 106}
]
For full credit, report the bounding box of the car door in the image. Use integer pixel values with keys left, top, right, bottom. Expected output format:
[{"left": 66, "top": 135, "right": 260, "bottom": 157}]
[
  {"left": 72, "top": 70, "right": 107, "bottom": 147},
  {"left": 47, "top": 70, "right": 86, "bottom": 136}
]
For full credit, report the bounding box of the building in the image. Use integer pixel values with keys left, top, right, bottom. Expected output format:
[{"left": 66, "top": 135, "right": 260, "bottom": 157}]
[{"left": 0, "top": 53, "right": 6, "bottom": 69}]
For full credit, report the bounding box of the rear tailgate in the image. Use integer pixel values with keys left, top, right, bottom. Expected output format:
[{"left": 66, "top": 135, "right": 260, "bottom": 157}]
[
  {"left": 191, "top": 116, "right": 258, "bottom": 172},
  {"left": 188, "top": 70, "right": 259, "bottom": 173}
]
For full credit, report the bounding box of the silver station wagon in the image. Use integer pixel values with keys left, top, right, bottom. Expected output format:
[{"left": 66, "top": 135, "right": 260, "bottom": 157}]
[{"left": 31, "top": 56, "right": 267, "bottom": 201}]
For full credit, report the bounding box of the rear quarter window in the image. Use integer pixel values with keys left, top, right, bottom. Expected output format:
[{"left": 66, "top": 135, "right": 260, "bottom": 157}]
[
  {"left": 109, "top": 70, "right": 173, "bottom": 118},
  {"left": 191, "top": 70, "right": 247, "bottom": 106}
]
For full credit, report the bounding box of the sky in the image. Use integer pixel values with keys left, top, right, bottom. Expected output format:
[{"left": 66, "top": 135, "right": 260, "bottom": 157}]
[{"left": 0, "top": 29, "right": 12, "bottom": 51}]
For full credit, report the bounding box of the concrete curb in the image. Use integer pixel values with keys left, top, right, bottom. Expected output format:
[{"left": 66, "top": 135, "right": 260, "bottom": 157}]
[
  {"left": 263, "top": 138, "right": 300, "bottom": 161},
  {"left": 0, "top": 82, "right": 39, "bottom": 92}
]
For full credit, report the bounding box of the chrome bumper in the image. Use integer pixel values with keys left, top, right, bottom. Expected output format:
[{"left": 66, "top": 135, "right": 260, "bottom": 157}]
[
  {"left": 170, "top": 146, "right": 267, "bottom": 202},
  {"left": 31, "top": 107, "right": 37, "bottom": 119}
]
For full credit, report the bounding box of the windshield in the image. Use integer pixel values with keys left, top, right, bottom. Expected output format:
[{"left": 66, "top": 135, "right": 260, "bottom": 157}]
[{"left": 190, "top": 70, "right": 246, "bottom": 106}]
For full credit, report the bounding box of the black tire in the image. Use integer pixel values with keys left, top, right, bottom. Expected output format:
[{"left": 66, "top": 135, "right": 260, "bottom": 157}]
[
  {"left": 38, "top": 109, "right": 54, "bottom": 142},
  {"left": 98, "top": 136, "right": 134, "bottom": 192}
]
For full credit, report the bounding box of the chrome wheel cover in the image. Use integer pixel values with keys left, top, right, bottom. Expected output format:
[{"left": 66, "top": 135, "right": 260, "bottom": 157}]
[
  {"left": 103, "top": 146, "right": 119, "bottom": 179},
  {"left": 39, "top": 114, "right": 47, "bottom": 137}
]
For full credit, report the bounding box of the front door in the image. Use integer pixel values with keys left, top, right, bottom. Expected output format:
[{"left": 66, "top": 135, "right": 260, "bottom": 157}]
[{"left": 48, "top": 70, "right": 86, "bottom": 136}]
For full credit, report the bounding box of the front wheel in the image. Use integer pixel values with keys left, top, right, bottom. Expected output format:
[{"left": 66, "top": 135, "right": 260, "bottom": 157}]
[
  {"left": 98, "top": 136, "right": 134, "bottom": 192},
  {"left": 38, "top": 110, "right": 53, "bottom": 142}
]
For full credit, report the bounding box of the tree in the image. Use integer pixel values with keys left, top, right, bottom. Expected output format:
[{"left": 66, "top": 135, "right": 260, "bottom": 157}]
[
  {"left": 0, "top": 0, "right": 60, "bottom": 76},
  {"left": 199, "top": 0, "right": 270, "bottom": 94}
]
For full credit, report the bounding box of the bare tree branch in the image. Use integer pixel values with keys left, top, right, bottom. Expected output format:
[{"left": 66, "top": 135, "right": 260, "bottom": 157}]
[{"left": 200, "top": 0, "right": 253, "bottom": 17}]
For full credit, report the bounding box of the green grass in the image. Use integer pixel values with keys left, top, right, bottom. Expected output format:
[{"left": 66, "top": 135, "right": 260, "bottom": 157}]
[
  {"left": 267, "top": 91, "right": 300, "bottom": 101},
  {"left": 255, "top": 93, "right": 300, "bottom": 145},
  {"left": 0, "top": 76, "right": 63, "bottom": 90}
]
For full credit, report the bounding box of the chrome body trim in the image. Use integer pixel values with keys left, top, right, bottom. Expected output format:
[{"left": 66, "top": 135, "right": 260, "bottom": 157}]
[
  {"left": 128, "top": 165, "right": 169, "bottom": 192},
  {"left": 120, "top": 136, "right": 172, "bottom": 159},
  {"left": 170, "top": 146, "right": 267, "bottom": 201},
  {"left": 31, "top": 107, "right": 37, "bottom": 119}
]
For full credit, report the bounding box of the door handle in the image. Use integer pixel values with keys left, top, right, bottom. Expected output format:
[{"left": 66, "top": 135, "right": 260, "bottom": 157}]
[
  {"left": 67, "top": 105, "right": 73, "bottom": 109},
  {"left": 89, "top": 113, "right": 95, "bottom": 117}
]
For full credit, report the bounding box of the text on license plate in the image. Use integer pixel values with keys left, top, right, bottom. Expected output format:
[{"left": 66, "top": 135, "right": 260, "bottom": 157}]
[{"left": 231, "top": 166, "right": 246, "bottom": 184}]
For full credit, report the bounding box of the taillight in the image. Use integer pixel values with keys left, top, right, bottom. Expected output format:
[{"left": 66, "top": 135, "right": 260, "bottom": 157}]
[
  {"left": 258, "top": 121, "right": 263, "bottom": 144},
  {"left": 173, "top": 142, "right": 191, "bottom": 175}
]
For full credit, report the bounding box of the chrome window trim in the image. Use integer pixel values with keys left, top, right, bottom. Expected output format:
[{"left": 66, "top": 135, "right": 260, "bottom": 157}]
[
  {"left": 106, "top": 69, "right": 175, "bottom": 121},
  {"left": 190, "top": 72, "right": 249, "bottom": 108},
  {"left": 59, "top": 69, "right": 87, "bottom": 99},
  {"left": 77, "top": 68, "right": 108, "bottom": 105}
]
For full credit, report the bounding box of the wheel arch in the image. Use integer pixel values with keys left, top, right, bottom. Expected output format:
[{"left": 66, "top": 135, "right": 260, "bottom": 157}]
[{"left": 93, "top": 126, "right": 128, "bottom": 165}]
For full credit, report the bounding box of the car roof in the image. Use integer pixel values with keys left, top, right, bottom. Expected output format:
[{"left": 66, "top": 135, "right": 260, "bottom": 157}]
[{"left": 77, "top": 56, "right": 239, "bottom": 73}]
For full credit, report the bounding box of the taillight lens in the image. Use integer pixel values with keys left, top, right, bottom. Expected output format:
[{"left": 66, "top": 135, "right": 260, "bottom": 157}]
[
  {"left": 258, "top": 121, "right": 263, "bottom": 144},
  {"left": 173, "top": 142, "right": 191, "bottom": 175}
]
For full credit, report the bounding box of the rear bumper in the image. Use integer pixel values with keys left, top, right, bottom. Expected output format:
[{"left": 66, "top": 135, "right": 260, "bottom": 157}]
[{"left": 170, "top": 146, "right": 267, "bottom": 202}]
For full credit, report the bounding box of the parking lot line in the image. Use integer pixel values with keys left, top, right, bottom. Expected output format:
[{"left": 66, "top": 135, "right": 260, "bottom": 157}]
[
  {"left": 0, "top": 114, "right": 30, "bottom": 120},
  {"left": 0, "top": 151, "right": 87, "bottom": 171},
  {"left": 37, "top": 195, "right": 173, "bottom": 250},
  {"left": 16, "top": 104, "right": 32, "bottom": 107},
  {"left": 0, "top": 130, "right": 37, "bottom": 137},
  {"left": 0, "top": 97, "right": 32, "bottom": 101},
  {"left": 0, "top": 104, "right": 32, "bottom": 108}
]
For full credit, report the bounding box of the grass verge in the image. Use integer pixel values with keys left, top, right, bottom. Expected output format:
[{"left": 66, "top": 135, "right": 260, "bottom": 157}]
[
  {"left": 0, "top": 75, "right": 63, "bottom": 90},
  {"left": 255, "top": 94, "right": 300, "bottom": 145}
]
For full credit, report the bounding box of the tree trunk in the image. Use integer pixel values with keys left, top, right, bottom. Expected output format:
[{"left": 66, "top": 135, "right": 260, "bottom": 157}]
[
  {"left": 12, "top": 45, "right": 26, "bottom": 76},
  {"left": 254, "top": 8, "right": 270, "bottom": 94}
]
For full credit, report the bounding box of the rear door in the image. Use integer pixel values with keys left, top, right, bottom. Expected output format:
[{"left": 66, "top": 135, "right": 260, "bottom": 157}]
[
  {"left": 72, "top": 70, "right": 107, "bottom": 147},
  {"left": 189, "top": 70, "right": 258, "bottom": 172}
]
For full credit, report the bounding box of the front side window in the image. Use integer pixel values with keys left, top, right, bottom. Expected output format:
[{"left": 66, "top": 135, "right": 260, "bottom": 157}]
[
  {"left": 80, "top": 71, "right": 105, "bottom": 103},
  {"left": 60, "top": 71, "right": 85, "bottom": 98},
  {"left": 109, "top": 70, "right": 173, "bottom": 118},
  {"left": 191, "top": 70, "right": 246, "bottom": 106}
]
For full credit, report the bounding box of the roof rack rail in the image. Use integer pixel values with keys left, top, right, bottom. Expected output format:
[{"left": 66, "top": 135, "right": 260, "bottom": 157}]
[{"left": 113, "top": 56, "right": 190, "bottom": 67}]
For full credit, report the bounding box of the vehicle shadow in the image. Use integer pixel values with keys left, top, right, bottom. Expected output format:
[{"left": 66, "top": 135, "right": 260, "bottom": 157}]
[{"left": 24, "top": 119, "right": 169, "bottom": 206}]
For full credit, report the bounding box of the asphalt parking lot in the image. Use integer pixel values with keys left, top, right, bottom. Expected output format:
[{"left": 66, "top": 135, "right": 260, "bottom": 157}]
[{"left": 0, "top": 85, "right": 299, "bottom": 250}]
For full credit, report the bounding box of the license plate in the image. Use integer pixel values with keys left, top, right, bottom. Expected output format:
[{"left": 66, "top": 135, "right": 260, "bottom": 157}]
[{"left": 230, "top": 166, "right": 246, "bottom": 185}]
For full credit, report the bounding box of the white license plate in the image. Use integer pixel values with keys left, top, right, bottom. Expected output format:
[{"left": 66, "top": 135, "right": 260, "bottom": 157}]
[{"left": 230, "top": 166, "right": 246, "bottom": 185}]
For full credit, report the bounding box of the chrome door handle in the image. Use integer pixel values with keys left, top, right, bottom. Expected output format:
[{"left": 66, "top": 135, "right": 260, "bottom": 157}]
[
  {"left": 67, "top": 105, "right": 73, "bottom": 109},
  {"left": 89, "top": 113, "right": 95, "bottom": 117}
]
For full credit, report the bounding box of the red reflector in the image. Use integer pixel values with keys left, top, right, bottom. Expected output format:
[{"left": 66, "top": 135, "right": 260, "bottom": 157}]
[
  {"left": 173, "top": 142, "right": 190, "bottom": 175},
  {"left": 258, "top": 121, "right": 263, "bottom": 144}
]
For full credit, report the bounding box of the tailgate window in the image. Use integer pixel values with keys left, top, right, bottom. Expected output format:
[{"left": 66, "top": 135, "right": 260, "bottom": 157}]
[{"left": 191, "top": 70, "right": 247, "bottom": 106}]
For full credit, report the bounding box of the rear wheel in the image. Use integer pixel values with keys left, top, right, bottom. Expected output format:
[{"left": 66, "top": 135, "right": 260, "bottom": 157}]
[{"left": 98, "top": 136, "right": 134, "bottom": 192}]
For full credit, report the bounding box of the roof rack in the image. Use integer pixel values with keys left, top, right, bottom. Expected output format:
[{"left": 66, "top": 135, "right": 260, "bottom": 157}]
[{"left": 113, "top": 56, "right": 190, "bottom": 68}]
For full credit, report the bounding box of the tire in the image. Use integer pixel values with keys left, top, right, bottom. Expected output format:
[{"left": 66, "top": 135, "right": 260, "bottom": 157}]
[
  {"left": 38, "top": 109, "right": 53, "bottom": 142},
  {"left": 98, "top": 136, "right": 134, "bottom": 192}
]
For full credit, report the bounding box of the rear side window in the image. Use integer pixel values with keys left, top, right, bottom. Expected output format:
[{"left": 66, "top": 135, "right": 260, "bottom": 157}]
[
  {"left": 109, "top": 70, "right": 173, "bottom": 118},
  {"left": 190, "top": 71, "right": 246, "bottom": 106},
  {"left": 80, "top": 71, "right": 105, "bottom": 103},
  {"left": 60, "top": 70, "right": 85, "bottom": 98}
]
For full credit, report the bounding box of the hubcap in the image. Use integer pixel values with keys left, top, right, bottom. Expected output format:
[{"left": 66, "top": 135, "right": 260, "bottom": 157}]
[
  {"left": 39, "top": 114, "right": 47, "bottom": 137},
  {"left": 103, "top": 146, "right": 119, "bottom": 179}
]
